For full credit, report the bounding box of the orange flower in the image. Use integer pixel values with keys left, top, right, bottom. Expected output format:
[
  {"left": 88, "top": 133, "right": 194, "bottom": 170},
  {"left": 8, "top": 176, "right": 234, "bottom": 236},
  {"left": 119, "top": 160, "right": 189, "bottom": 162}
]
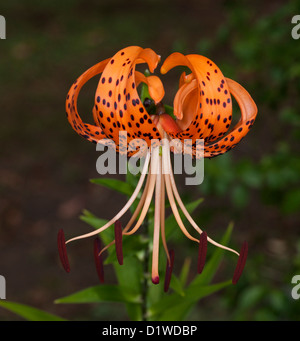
[
  {"left": 59, "top": 46, "right": 257, "bottom": 290},
  {"left": 160, "top": 52, "right": 257, "bottom": 158}
]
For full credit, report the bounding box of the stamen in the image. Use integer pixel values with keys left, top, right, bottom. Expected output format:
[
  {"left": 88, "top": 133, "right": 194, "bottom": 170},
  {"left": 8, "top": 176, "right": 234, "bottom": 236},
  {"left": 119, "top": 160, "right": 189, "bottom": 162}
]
[
  {"left": 114, "top": 220, "right": 123, "bottom": 265},
  {"left": 160, "top": 169, "right": 170, "bottom": 264},
  {"left": 94, "top": 237, "right": 104, "bottom": 283},
  {"left": 197, "top": 231, "right": 207, "bottom": 274},
  {"left": 123, "top": 148, "right": 159, "bottom": 236},
  {"left": 123, "top": 167, "right": 151, "bottom": 233},
  {"left": 164, "top": 249, "right": 174, "bottom": 292},
  {"left": 97, "top": 169, "right": 152, "bottom": 256},
  {"left": 65, "top": 151, "right": 150, "bottom": 244},
  {"left": 162, "top": 139, "right": 199, "bottom": 243},
  {"left": 232, "top": 241, "right": 248, "bottom": 284},
  {"left": 166, "top": 142, "right": 239, "bottom": 256},
  {"left": 57, "top": 229, "right": 70, "bottom": 273},
  {"left": 152, "top": 151, "right": 162, "bottom": 284}
]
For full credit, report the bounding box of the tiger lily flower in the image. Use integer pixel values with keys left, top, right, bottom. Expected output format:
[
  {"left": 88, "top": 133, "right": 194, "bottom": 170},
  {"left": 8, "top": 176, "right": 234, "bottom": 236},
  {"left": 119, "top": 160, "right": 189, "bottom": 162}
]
[{"left": 58, "top": 46, "right": 257, "bottom": 290}]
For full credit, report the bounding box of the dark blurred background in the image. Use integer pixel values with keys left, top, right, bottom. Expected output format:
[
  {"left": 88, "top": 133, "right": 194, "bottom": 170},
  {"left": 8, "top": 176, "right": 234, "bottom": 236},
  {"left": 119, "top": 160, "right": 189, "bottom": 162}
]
[{"left": 0, "top": 0, "right": 300, "bottom": 321}]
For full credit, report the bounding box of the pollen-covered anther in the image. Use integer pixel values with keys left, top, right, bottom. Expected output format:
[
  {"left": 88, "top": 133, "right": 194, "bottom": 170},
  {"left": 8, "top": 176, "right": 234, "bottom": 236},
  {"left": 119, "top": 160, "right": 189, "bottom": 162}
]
[
  {"left": 57, "top": 229, "right": 70, "bottom": 273},
  {"left": 114, "top": 220, "right": 123, "bottom": 265},
  {"left": 197, "top": 231, "right": 207, "bottom": 274},
  {"left": 94, "top": 237, "right": 105, "bottom": 283},
  {"left": 232, "top": 241, "right": 248, "bottom": 284},
  {"left": 164, "top": 249, "right": 175, "bottom": 292}
]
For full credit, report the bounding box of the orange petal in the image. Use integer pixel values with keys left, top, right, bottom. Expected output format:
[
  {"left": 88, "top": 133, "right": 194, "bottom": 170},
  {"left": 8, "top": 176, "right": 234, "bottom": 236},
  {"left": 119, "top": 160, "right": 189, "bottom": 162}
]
[
  {"left": 93, "top": 46, "right": 163, "bottom": 152},
  {"left": 161, "top": 53, "right": 233, "bottom": 145},
  {"left": 135, "top": 71, "right": 165, "bottom": 104},
  {"left": 65, "top": 58, "right": 110, "bottom": 144},
  {"left": 173, "top": 78, "right": 198, "bottom": 121},
  {"left": 179, "top": 71, "right": 194, "bottom": 88},
  {"left": 204, "top": 78, "right": 258, "bottom": 158},
  {"left": 160, "top": 52, "right": 193, "bottom": 75}
]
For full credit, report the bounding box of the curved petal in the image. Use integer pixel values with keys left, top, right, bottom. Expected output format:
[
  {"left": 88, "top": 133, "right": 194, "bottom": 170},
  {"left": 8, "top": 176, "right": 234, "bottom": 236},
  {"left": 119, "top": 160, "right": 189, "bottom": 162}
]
[
  {"left": 65, "top": 58, "right": 110, "bottom": 144},
  {"left": 179, "top": 71, "right": 195, "bottom": 88},
  {"left": 203, "top": 77, "right": 258, "bottom": 158},
  {"left": 93, "top": 46, "right": 163, "bottom": 153},
  {"left": 173, "top": 79, "right": 197, "bottom": 120},
  {"left": 161, "top": 53, "right": 233, "bottom": 145},
  {"left": 135, "top": 71, "right": 165, "bottom": 104}
]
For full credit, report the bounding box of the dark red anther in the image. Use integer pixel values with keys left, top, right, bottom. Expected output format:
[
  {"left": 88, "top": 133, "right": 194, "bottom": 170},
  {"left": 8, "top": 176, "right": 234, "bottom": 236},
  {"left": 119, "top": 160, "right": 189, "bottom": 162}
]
[
  {"left": 164, "top": 249, "right": 174, "bottom": 292},
  {"left": 197, "top": 231, "right": 207, "bottom": 274},
  {"left": 94, "top": 237, "right": 104, "bottom": 283},
  {"left": 114, "top": 220, "right": 123, "bottom": 265},
  {"left": 57, "top": 229, "right": 70, "bottom": 273},
  {"left": 152, "top": 276, "right": 160, "bottom": 285},
  {"left": 232, "top": 241, "right": 248, "bottom": 285}
]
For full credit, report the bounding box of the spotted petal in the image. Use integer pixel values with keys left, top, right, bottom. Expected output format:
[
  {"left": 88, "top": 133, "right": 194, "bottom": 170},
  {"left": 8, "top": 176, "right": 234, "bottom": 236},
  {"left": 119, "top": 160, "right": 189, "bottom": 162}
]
[
  {"left": 93, "top": 46, "right": 164, "bottom": 153},
  {"left": 161, "top": 53, "right": 257, "bottom": 157},
  {"left": 65, "top": 58, "right": 110, "bottom": 144}
]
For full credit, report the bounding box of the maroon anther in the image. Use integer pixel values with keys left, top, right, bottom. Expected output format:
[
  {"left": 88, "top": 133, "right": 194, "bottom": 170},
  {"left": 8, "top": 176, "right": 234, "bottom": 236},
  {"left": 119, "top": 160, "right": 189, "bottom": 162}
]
[
  {"left": 232, "top": 241, "right": 248, "bottom": 285},
  {"left": 114, "top": 220, "right": 123, "bottom": 265},
  {"left": 94, "top": 237, "right": 104, "bottom": 283},
  {"left": 57, "top": 229, "right": 70, "bottom": 273},
  {"left": 152, "top": 276, "right": 159, "bottom": 285},
  {"left": 197, "top": 231, "right": 207, "bottom": 274},
  {"left": 164, "top": 249, "right": 174, "bottom": 292}
]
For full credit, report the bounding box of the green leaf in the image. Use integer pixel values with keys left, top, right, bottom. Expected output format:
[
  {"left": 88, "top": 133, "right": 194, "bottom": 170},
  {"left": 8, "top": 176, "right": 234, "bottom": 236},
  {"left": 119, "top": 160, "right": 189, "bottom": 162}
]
[
  {"left": 0, "top": 301, "right": 66, "bottom": 321},
  {"left": 55, "top": 285, "right": 141, "bottom": 304},
  {"left": 80, "top": 210, "right": 108, "bottom": 230},
  {"left": 179, "top": 257, "right": 192, "bottom": 287},
  {"left": 169, "top": 274, "right": 185, "bottom": 296},
  {"left": 90, "top": 178, "right": 134, "bottom": 197},
  {"left": 148, "top": 280, "right": 231, "bottom": 320},
  {"left": 79, "top": 210, "right": 113, "bottom": 245},
  {"left": 114, "top": 256, "right": 144, "bottom": 321}
]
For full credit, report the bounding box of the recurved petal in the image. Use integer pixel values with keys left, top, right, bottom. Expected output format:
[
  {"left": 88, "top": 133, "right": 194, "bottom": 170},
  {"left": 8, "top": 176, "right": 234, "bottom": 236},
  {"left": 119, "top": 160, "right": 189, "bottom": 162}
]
[
  {"left": 135, "top": 71, "right": 165, "bottom": 104},
  {"left": 160, "top": 52, "right": 193, "bottom": 75},
  {"left": 161, "top": 53, "right": 233, "bottom": 145},
  {"left": 173, "top": 78, "right": 198, "bottom": 121},
  {"left": 93, "top": 46, "right": 163, "bottom": 152},
  {"left": 66, "top": 58, "right": 110, "bottom": 144},
  {"left": 179, "top": 71, "right": 195, "bottom": 88},
  {"left": 204, "top": 78, "right": 258, "bottom": 158}
]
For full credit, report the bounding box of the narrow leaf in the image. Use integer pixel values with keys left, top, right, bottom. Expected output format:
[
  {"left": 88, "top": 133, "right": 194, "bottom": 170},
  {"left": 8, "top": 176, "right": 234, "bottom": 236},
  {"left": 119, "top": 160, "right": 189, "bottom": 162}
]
[
  {"left": 55, "top": 285, "right": 141, "bottom": 304},
  {"left": 149, "top": 280, "right": 231, "bottom": 320},
  {"left": 90, "top": 178, "right": 134, "bottom": 197},
  {"left": 156, "top": 280, "right": 232, "bottom": 321},
  {"left": 0, "top": 301, "right": 66, "bottom": 321}
]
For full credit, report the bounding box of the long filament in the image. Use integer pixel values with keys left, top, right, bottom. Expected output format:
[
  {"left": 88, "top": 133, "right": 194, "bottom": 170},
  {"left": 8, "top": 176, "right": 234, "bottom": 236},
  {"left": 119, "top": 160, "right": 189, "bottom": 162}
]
[
  {"left": 152, "top": 149, "right": 162, "bottom": 283},
  {"left": 65, "top": 150, "right": 151, "bottom": 244}
]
